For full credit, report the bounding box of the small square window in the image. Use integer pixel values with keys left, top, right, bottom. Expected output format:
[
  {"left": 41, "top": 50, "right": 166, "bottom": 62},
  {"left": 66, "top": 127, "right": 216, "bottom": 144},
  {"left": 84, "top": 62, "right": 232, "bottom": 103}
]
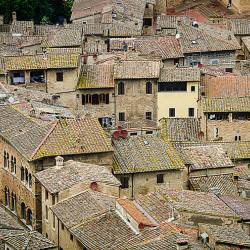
[
  {"left": 120, "top": 176, "right": 129, "bottom": 189},
  {"left": 146, "top": 112, "right": 152, "bottom": 120},
  {"left": 56, "top": 71, "right": 64, "bottom": 82},
  {"left": 169, "top": 108, "right": 175, "bottom": 117},
  {"left": 70, "top": 234, "right": 74, "bottom": 241},
  {"left": 188, "top": 108, "right": 195, "bottom": 117},
  {"left": 119, "top": 112, "right": 125, "bottom": 121},
  {"left": 157, "top": 174, "right": 164, "bottom": 184},
  {"left": 191, "top": 86, "right": 195, "bottom": 92}
]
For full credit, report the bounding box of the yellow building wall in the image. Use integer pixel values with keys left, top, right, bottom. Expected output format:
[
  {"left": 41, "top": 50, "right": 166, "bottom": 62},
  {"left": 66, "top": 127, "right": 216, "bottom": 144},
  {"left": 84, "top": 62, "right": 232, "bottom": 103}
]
[{"left": 158, "top": 82, "right": 199, "bottom": 119}]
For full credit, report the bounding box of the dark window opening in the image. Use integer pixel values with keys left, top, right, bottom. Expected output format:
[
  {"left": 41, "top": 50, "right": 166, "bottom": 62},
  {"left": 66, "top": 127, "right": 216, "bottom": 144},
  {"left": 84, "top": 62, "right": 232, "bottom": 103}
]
[
  {"left": 143, "top": 18, "right": 152, "bottom": 27},
  {"left": 146, "top": 82, "right": 152, "bottom": 94},
  {"left": 174, "top": 58, "right": 179, "bottom": 65},
  {"left": 92, "top": 94, "right": 99, "bottom": 105},
  {"left": 146, "top": 131, "right": 153, "bottom": 134},
  {"left": 56, "top": 71, "right": 64, "bottom": 82},
  {"left": 70, "top": 234, "right": 74, "bottom": 241},
  {"left": 119, "top": 112, "right": 125, "bottom": 121},
  {"left": 120, "top": 176, "right": 129, "bottom": 189},
  {"left": 12, "top": 72, "right": 25, "bottom": 85},
  {"left": 61, "top": 223, "right": 64, "bottom": 230},
  {"left": 189, "top": 108, "right": 195, "bottom": 117},
  {"left": 191, "top": 86, "right": 195, "bottom": 92},
  {"left": 118, "top": 82, "right": 125, "bottom": 95},
  {"left": 130, "top": 132, "right": 138, "bottom": 136},
  {"left": 208, "top": 113, "right": 229, "bottom": 120},
  {"left": 232, "top": 112, "right": 250, "bottom": 120},
  {"left": 30, "top": 71, "right": 45, "bottom": 83},
  {"left": 169, "top": 108, "right": 175, "bottom": 117},
  {"left": 225, "top": 68, "right": 233, "bottom": 73},
  {"left": 146, "top": 112, "right": 152, "bottom": 120},
  {"left": 157, "top": 174, "right": 164, "bottom": 183},
  {"left": 45, "top": 190, "right": 48, "bottom": 200},
  {"left": 158, "top": 82, "right": 187, "bottom": 92},
  {"left": 82, "top": 93, "right": 109, "bottom": 105}
]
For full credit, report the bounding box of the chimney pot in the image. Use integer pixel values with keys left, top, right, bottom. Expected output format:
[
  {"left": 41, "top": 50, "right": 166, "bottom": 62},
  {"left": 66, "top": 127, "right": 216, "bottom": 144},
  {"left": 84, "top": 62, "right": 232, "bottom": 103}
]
[{"left": 55, "top": 156, "right": 64, "bottom": 167}]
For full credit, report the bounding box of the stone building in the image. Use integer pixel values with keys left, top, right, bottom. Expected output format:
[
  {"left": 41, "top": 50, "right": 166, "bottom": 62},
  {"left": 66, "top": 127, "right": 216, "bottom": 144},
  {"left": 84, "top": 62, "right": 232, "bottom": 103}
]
[
  {"left": 3, "top": 54, "right": 81, "bottom": 103},
  {"left": 180, "top": 145, "right": 238, "bottom": 194},
  {"left": 220, "top": 0, "right": 250, "bottom": 14},
  {"left": 77, "top": 64, "right": 115, "bottom": 127},
  {"left": 114, "top": 59, "right": 160, "bottom": 131},
  {"left": 35, "top": 158, "right": 120, "bottom": 249},
  {"left": 158, "top": 67, "right": 200, "bottom": 119},
  {"left": 199, "top": 96, "right": 250, "bottom": 142},
  {"left": 113, "top": 135, "right": 184, "bottom": 198},
  {"left": 0, "top": 105, "right": 113, "bottom": 231}
]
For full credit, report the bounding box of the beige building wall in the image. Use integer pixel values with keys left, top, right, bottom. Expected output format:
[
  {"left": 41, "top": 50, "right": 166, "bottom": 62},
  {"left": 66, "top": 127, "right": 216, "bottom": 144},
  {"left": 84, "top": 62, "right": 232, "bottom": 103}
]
[
  {"left": 158, "top": 82, "right": 199, "bottom": 119},
  {"left": 117, "top": 169, "right": 183, "bottom": 199}
]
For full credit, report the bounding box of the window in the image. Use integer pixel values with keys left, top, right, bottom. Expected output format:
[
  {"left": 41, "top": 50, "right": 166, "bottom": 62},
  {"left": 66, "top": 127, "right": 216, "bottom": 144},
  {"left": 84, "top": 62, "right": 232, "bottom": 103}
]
[
  {"left": 157, "top": 174, "right": 164, "bottom": 184},
  {"left": 61, "top": 223, "right": 64, "bottom": 230},
  {"left": 4, "top": 151, "right": 7, "bottom": 168},
  {"left": 191, "top": 86, "right": 195, "bottom": 92},
  {"left": 130, "top": 132, "right": 138, "bottom": 136},
  {"left": 235, "top": 131, "right": 241, "bottom": 141},
  {"left": 21, "top": 202, "right": 26, "bottom": 220},
  {"left": 146, "top": 82, "right": 152, "bottom": 94},
  {"left": 56, "top": 71, "right": 64, "bottom": 82},
  {"left": 188, "top": 108, "right": 195, "bottom": 117},
  {"left": 11, "top": 192, "right": 16, "bottom": 212},
  {"left": 52, "top": 195, "right": 55, "bottom": 205},
  {"left": 53, "top": 214, "right": 55, "bottom": 229},
  {"left": 92, "top": 94, "right": 99, "bottom": 105},
  {"left": 146, "top": 112, "right": 152, "bottom": 120},
  {"left": 99, "top": 93, "right": 109, "bottom": 104},
  {"left": 143, "top": 18, "right": 152, "bottom": 27},
  {"left": 70, "top": 234, "right": 74, "bottom": 241},
  {"left": 45, "top": 205, "right": 48, "bottom": 220},
  {"left": 27, "top": 209, "right": 32, "bottom": 226},
  {"left": 214, "top": 127, "right": 219, "bottom": 139},
  {"left": 5, "top": 187, "right": 9, "bottom": 207},
  {"left": 158, "top": 82, "right": 187, "bottom": 92},
  {"left": 120, "top": 176, "right": 129, "bottom": 189},
  {"left": 46, "top": 233, "right": 48, "bottom": 238},
  {"left": 118, "top": 82, "right": 125, "bottom": 95},
  {"left": 225, "top": 68, "right": 233, "bottom": 73},
  {"left": 169, "top": 108, "right": 175, "bottom": 117},
  {"left": 146, "top": 131, "right": 153, "bottom": 134},
  {"left": 25, "top": 169, "right": 29, "bottom": 184},
  {"left": 28, "top": 174, "right": 32, "bottom": 188},
  {"left": 119, "top": 112, "right": 125, "bottom": 121},
  {"left": 45, "top": 190, "right": 48, "bottom": 200}
]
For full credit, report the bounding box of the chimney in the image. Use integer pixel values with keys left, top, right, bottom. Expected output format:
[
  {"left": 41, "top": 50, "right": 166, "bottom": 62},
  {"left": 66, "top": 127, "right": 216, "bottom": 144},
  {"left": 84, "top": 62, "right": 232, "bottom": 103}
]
[
  {"left": 177, "top": 241, "right": 189, "bottom": 250},
  {"left": 0, "top": 15, "right": 3, "bottom": 25},
  {"left": 55, "top": 156, "right": 64, "bottom": 167},
  {"left": 12, "top": 11, "right": 17, "bottom": 22}
]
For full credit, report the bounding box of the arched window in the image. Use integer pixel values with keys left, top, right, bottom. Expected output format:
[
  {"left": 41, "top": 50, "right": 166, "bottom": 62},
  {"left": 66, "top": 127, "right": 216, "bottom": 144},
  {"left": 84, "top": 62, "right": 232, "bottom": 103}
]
[
  {"left": 4, "top": 151, "right": 7, "bottom": 168},
  {"left": 118, "top": 82, "right": 125, "bottom": 95},
  {"left": 146, "top": 82, "right": 152, "bottom": 94},
  {"left": 5, "top": 187, "right": 9, "bottom": 207},
  {"left": 13, "top": 157, "right": 16, "bottom": 174},
  {"left": 27, "top": 209, "right": 32, "bottom": 226},
  {"left": 6, "top": 153, "right": 9, "bottom": 168},
  {"left": 28, "top": 173, "right": 32, "bottom": 188},
  {"left": 21, "top": 166, "right": 25, "bottom": 181},
  {"left": 11, "top": 156, "right": 14, "bottom": 172},
  {"left": 11, "top": 192, "right": 16, "bottom": 212},
  {"left": 21, "top": 202, "right": 26, "bottom": 220},
  {"left": 25, "top": 168, "right": 28, "bottom": 184}
]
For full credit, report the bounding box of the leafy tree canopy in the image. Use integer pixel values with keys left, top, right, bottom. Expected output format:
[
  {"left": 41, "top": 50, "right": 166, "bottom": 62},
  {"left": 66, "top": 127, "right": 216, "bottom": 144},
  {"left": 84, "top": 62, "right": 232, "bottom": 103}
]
[{"left": 0, "top": 0, "right": 73, "bottom": 24}]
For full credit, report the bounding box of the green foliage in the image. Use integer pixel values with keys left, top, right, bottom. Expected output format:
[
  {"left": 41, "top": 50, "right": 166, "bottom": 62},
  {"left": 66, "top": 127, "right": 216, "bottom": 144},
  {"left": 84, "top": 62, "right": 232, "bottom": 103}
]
[{"left": 0, "top": 0, "right": 73, "bottom": 24}]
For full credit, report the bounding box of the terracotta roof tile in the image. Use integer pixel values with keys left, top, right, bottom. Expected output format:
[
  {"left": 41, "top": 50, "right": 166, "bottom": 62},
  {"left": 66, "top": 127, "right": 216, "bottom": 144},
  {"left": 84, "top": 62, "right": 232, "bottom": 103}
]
[
  {"left": 189, "top": 174, "right": 238, "bottom": 196},
  {"left": 35, "top": 160, "right": 120, "bottom": 194},
  {"left": 113, "top": 135, "right": 184, "bottom": 174}
]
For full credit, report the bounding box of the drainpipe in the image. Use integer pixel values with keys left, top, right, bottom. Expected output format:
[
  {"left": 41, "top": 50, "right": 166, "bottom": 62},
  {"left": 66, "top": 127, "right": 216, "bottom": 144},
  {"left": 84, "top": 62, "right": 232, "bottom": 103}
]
[
  {"left": 57, "top": 218, "right": 60, "bottom": 250},
  {"left": 131, "top": 174, "right": 134, "bottom": 199}
]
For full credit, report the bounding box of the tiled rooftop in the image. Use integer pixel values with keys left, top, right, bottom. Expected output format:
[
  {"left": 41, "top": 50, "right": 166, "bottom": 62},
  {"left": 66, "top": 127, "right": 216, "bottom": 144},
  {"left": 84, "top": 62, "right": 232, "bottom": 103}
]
[
  {"left": 0, "top": 227, "right": 56, "bottom": 250},
  {"left": 160, "top": 118, "right": 201, "bottom": 142},
  {"left": 35, "top": 160, "right": 120, "bottom": 194},
  {"left": 78, "top": 64, "right": 114, "bottom": 89},
  {"left": 114, "top": 60, "right": 161, "bottom": 79},
  {"left": 113, "top": 135, "right": 184, "bottom": 174},
  {"left": 180, "top": 145, "right": 234, "bottom": 170},
  {"left": 201, "top": 96, "right": 250, "bottom": 113},
  {"left": 199, "top": 224, "right": 250, "bottom": 247},
  {"left": 159, "top": 67, "right": 201, "bottom": 82},
  {"left": 189, "top": 174, "right": 238, "bottom": 196},
  {"left": 51, "top": 190, "right": 115, "bottom": 228},
  {"left": 4, "top": 53, "right": 80, "bottom": 70}
]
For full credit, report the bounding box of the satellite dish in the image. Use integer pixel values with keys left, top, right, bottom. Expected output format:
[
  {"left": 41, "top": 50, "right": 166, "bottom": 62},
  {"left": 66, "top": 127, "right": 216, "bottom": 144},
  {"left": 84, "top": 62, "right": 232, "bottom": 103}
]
[
  {"left": 175, "top": 33, "right": 181, "bottom": 39},
  {"left": 8, "top": 96, "right": 15, "bottom": 103}
]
